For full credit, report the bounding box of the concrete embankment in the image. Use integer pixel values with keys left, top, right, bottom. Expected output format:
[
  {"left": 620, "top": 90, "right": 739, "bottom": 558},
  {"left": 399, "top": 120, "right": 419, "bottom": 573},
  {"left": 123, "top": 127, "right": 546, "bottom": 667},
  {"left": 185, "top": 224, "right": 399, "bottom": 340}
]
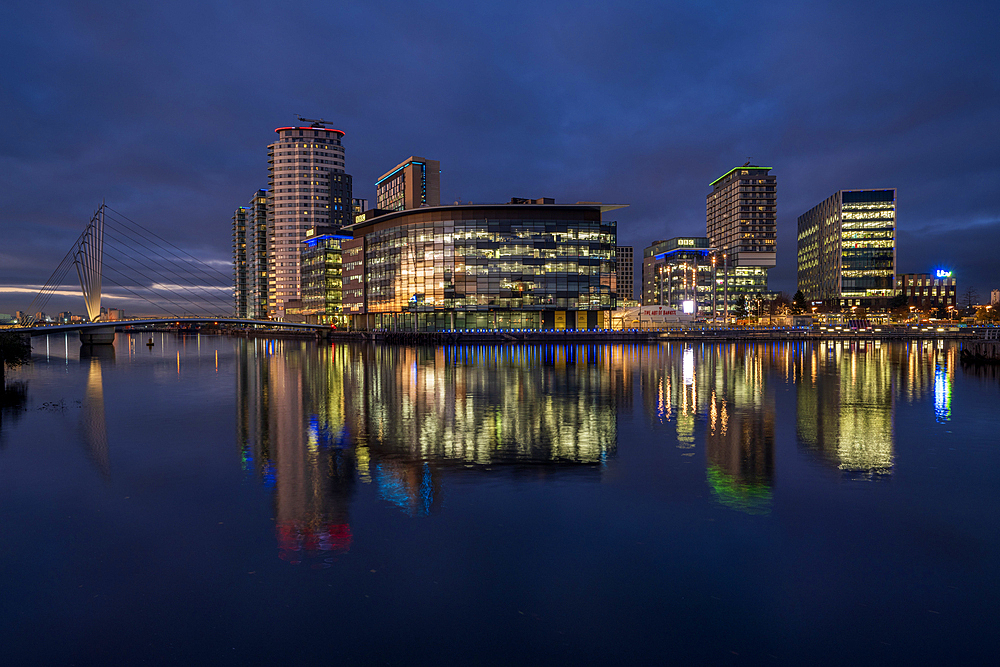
[
  {"left": 230, "top": 328, "right": 325, "bottom": 340},
  {"left": 318, "top": 328, "right": 986, "bottom": 345}
]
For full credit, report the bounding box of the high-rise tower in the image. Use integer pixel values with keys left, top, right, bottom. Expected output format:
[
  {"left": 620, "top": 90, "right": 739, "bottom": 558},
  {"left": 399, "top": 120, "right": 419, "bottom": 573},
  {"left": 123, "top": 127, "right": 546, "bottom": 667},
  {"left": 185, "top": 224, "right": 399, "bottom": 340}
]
[
  {"left": 232, "top": 206, "right": 248, "bottom": 318},
  {"left": 232, "top": 189, "right": 269, "bottom": 319},
  {"left": 266, "top": 121, "right": 353, "bottom": 318},
  {"left": 706, "top": 164, "right": 776, "bottom": 268},
  {"left": 231, "top": 189, "right": 269, "bottom": 320},
  {"left": 706, "top": 164, "right": 776, "bottom": 311},
  {"left": 245, "top": 189, "right": 269, "bottom": 319}
]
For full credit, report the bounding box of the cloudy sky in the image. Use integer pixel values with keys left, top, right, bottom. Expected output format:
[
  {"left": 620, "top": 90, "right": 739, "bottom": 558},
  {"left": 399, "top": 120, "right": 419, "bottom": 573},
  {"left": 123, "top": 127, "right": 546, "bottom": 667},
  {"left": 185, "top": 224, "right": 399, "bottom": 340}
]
[{"left": 1, "top": 0, "right": 997, "bottom": 315}]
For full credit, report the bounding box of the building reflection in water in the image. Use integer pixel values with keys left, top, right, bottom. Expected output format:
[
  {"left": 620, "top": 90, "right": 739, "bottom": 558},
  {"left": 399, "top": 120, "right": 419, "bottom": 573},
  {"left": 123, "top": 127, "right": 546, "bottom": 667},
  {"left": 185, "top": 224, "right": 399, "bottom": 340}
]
[
  {"left": 794, "top": 339, "right": 959, "bottom": 475},
  {"left": 0, "top": 382, "right": 29, "bottom": 444},
  {"left": 355, "top": 345, "right": 619, "bottom": 466},
  {"left": 636, "top": 343, "right": 775, "bottom": 513},
  {"left": 80, "top": 346, "right": 113, "bottom": 480},
  {"left": 236, "top": 339, "right": 355, "bottom": 566},
  {"left": 703, "top": 344, "right": 774, "bottom": 514},
  {"left": 931, "top": 341, "right": 954, "bottom": 424},
  {"left": 234, "top": 338, "right": 964, "bottom": 532},
  {"left": 893, "top": 340, "right": 956, "bottom": 425},
  {"left": 235, "top": 340, "right": 621, "bottom": 562},
  {"left": 794, "top": 340, "right": 894, "bottom": 477}
]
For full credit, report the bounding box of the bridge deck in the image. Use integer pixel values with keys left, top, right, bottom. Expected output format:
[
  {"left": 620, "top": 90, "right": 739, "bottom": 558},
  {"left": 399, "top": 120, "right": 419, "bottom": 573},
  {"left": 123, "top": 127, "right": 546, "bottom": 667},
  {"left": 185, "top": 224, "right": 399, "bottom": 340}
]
[{"left": 8, "top": 318, "right": 334, "bottom": 336}]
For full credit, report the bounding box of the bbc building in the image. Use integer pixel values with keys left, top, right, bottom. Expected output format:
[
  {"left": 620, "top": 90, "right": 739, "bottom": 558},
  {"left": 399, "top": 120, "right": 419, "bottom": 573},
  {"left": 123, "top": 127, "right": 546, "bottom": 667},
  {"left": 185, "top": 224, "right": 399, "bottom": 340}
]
[{"left": 341, "top": 200, "right": 622, "bottom": 331}]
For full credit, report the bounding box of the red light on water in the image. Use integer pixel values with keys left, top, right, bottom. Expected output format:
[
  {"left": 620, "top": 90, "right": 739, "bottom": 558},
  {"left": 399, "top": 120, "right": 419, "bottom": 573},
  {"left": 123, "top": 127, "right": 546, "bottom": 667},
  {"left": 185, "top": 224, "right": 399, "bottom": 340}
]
[{"left": 276, "top": 521, "right": 352, "bottom": 564}]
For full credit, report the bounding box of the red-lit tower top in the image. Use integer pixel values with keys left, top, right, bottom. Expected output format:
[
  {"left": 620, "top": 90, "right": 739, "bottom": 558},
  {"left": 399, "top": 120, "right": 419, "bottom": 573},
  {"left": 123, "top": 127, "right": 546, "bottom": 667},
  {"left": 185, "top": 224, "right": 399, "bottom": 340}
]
[{"left": 274, "top": 126, "right": 345, "bottom": 136}]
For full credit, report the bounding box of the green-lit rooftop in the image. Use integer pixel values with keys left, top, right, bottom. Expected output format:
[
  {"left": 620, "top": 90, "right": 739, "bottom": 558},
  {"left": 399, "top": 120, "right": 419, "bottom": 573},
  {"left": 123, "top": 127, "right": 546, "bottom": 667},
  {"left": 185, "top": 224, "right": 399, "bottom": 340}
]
[{"left": 710, "top": 165, "right": 773, "bottom": 187}]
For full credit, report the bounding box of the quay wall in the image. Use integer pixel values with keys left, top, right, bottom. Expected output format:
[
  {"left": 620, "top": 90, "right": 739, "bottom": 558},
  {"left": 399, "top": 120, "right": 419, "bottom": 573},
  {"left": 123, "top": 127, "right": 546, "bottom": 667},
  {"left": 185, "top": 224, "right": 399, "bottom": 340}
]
[
  {"left": 111, "top": 324, "right": 999, "bottom": 346},
  {"left": 320, "top": 329, "right": 987, "bottom": 345},
  {"left": 960, "top": 340, "right": 1000, "bottom": 364}
]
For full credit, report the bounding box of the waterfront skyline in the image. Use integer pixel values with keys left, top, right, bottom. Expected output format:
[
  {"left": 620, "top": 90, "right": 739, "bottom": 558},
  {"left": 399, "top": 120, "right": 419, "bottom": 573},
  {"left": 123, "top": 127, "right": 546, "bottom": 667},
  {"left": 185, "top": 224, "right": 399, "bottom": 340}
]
[{"left": 1, "top": 0, "right": 998, "bottom": 315}]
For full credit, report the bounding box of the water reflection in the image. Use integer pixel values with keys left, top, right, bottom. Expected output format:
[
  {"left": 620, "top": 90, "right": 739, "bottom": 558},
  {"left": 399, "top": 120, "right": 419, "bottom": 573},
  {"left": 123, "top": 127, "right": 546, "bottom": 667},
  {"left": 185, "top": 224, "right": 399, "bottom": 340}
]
[
  {"left": 895, "top": 340, "right": 957, "bottom": 416},
  {"left": 934, "top": 362, "right": 952, "bottom": 424},
  {"left": 80, "top": 354, "right": 111, "bottom": 480},
  {"left": 326, "top": 344, "right": 618, "bottom": 468},
  {"left": 232, "top": 337, "right": 966, "bottom": 546},
  {"left": 703, "top": 345, "right": 774, "bottom": 514},
  {"left": 792, "top": 340, "right": 960, "bottom": 476},
  {"left": 236, "top": 341, "right": 621, "bottom": 562},
  {"left": 794, "top": 340, "right": 894, "bottom": 477},
  {"left": 236, "top": 343, "right": 355, "bottom": 566},
  {"left": 2, "top": 335, "right": 994, "bottom": 663},
  {"left": 0, "top": 382, "right": 28, "bottom": 444},
  {"left": 636, "top": 343, "right": 775, "bottom": 513}
]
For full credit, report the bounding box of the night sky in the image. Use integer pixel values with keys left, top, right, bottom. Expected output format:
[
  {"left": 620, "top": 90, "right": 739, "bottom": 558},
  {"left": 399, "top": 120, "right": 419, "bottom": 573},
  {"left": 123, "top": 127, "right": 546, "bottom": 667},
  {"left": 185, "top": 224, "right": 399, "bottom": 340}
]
[{"left": 2, "top": 0, "right": 997, "bottom": 315}]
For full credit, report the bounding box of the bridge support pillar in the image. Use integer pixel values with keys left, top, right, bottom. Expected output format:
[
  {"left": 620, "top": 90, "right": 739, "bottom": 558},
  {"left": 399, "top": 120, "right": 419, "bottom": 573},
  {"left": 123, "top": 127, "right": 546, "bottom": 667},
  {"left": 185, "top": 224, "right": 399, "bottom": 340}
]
[{"left": 79, "top": 327, "right": 116, "bottom": 345}]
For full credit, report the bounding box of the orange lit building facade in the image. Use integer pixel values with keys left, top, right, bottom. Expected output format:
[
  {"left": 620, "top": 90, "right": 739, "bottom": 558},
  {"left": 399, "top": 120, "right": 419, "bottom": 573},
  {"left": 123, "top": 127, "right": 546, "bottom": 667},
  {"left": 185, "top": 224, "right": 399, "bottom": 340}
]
[{"left": 343, "top": 202, "right": 622, "bottom": 331}]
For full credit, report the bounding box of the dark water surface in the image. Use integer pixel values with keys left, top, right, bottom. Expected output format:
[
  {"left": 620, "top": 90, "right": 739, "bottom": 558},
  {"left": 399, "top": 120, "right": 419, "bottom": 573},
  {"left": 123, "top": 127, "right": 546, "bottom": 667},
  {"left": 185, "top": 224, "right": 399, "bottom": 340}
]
[{"left": 1, "top": 333, "right": 998, "bottom": 665}]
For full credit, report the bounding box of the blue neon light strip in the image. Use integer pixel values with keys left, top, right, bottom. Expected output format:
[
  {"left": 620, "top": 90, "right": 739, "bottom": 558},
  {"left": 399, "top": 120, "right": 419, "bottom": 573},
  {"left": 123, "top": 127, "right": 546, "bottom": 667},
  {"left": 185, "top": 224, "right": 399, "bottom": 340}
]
[
  {"left": 304, "top": 234, "right": 353, "bottom": 246},
  {"left": 654, "top": 248, "right": 714, "bottom": 260},
  {"left": 376, "top": 161, "right": 425, "bottom": 186}
]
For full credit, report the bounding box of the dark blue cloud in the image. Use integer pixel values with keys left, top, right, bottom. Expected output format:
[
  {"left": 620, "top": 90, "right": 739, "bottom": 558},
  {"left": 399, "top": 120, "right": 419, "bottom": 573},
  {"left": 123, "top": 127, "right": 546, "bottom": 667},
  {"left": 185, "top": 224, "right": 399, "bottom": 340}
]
[{"left": 1, "top": 0, "right": 997, "bottom": 314}]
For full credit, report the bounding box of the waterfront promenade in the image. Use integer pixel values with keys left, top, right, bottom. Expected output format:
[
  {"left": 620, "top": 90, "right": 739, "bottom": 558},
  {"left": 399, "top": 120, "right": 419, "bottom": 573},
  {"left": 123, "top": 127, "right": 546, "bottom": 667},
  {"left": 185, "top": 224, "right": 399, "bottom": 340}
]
[{"left": 224, "top": 324, "right": 995, "bottom": 344}]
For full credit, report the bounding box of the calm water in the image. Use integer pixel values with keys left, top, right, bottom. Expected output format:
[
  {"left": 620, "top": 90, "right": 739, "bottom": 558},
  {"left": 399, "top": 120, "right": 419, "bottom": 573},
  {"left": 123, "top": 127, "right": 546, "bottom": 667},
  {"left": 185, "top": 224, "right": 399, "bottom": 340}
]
[{"left": 1, "top": 333, "right": 998, "bottom": 665}]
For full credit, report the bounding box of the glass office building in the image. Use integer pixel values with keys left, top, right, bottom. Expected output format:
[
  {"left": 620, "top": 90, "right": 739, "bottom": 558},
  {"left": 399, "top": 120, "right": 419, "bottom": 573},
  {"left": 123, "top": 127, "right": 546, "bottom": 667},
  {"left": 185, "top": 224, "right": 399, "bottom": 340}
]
[
  {"left": 343, "top": 202, "right": 623, "bottom": 331},
  {"left": 641, "top": 237, "right": 717, "bottom": 314},
  {"left": 797, "top": 189, "right": 896, "bottom": 307},
  {"left": 300, "top": 231, "right": 350, "bottom": 325},
  {"left": 642, "top": 237, "right": 769, "bottom": 319}
]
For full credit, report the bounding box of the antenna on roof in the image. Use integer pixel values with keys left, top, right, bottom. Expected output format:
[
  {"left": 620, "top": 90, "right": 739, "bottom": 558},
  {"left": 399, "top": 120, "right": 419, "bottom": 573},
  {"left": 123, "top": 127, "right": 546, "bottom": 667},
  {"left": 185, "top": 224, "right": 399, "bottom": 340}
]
[
  {"left": 296, "top": 115, "right": 329, "bottom": 128},
  {"left": 743, "top": 159, "right": 752, "bottom": 167}
]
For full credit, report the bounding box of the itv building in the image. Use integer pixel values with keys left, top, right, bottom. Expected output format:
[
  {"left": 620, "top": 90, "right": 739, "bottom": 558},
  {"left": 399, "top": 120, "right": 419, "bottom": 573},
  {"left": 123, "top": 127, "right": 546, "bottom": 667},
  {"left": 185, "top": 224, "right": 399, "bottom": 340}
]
[{"left": 341, "top": 199, "right": 623, "bottom": 331}]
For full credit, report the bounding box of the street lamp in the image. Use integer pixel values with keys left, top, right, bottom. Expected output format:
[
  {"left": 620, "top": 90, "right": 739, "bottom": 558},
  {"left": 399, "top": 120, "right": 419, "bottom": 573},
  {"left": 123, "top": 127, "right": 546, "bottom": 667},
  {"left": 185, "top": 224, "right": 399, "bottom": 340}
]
[{"left": 711, "top": 255, "right": 717, "bottom": 326}]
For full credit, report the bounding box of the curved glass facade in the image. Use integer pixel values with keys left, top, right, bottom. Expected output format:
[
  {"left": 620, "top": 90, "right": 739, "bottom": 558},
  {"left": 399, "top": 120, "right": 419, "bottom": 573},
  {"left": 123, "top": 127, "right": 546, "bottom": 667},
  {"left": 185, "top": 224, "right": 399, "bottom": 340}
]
[{"left": 346, "top": 205, "right": 620, "bottom": 330}]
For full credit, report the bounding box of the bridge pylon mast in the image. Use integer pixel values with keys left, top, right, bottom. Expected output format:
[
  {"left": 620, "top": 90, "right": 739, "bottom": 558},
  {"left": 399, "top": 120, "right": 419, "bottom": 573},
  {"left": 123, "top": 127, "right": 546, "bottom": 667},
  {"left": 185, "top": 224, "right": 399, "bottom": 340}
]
[{"left": 74, "top": 204, "right": 105, "bottom": 322}]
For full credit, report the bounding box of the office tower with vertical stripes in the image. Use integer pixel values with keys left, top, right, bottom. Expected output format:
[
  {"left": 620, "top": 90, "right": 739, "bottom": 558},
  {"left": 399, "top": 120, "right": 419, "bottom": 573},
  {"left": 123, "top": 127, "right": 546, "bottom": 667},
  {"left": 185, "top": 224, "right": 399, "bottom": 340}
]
[{"left": 797, "top": 189, "right": 896, "bottom": 308}]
